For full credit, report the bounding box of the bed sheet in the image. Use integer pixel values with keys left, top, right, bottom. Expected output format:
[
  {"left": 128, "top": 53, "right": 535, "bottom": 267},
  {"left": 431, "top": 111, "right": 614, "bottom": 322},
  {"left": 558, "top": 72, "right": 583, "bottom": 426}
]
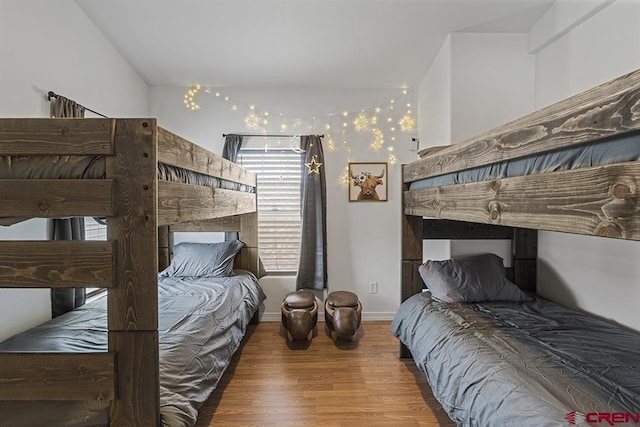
[
  {"left": 409, "top": 132, "right": 640, "bottom": 190},
  {"left": 0, "top": 270, "right": 265, "bottom": 427},
  {"left": 391, "top": 292, "right": 640, "bottom": 427}
]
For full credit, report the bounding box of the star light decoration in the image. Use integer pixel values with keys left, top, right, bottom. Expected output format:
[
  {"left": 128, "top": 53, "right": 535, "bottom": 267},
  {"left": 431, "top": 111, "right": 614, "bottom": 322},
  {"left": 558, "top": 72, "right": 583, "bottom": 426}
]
[
  {"left": 305, "top": 155, "right": 323, "bottom": 175},
  {"left": 182, "top": 85, "right": 416, "bottom": 166}
]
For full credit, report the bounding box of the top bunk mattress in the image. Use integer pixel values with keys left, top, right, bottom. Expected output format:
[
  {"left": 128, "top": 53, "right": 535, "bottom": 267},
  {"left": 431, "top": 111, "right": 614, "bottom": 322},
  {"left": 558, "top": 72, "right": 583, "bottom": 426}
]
[
  {"left": 391, "top": 292, "right": 640, "bottom": 426},
  {"left": 0, "top": 155, "right": 255, "bottom": 193},
  {"left": 409, "top": 132, "right": 640, "bottom": 190}
]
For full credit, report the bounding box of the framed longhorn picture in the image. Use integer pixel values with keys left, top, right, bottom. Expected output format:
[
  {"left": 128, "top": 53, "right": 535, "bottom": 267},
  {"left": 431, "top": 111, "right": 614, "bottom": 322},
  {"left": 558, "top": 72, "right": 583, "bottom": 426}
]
[{"left": 348, "top": 162, "right": 388, "bottom": 202}]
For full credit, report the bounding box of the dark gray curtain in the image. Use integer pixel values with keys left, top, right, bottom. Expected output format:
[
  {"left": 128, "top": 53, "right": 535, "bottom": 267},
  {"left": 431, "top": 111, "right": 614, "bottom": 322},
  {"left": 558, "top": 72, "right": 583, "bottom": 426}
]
[
  {"left": 222, "top": 134, "right": 266, "bottom": 278},
  {"left": 49, "top": 96, "right": 86, "bottom": 317},
  {"left": 222, "top": 134, "right": 243, "bottom": 162},
  {"left": 222, "top": 134, "right": 244, "bottom": 243},
  {"left": 296, "top": 135, "right": 327, "bottom": 291}
]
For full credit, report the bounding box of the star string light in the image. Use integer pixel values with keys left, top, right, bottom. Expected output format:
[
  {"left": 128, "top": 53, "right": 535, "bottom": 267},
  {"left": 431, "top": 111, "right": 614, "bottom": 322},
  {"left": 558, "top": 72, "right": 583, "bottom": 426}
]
[
  {"left": 182, "top": 85, "right": 417, "bottom": 157},
  {"left": 305, "top": 155, "right": 323, "bottom": 174}
]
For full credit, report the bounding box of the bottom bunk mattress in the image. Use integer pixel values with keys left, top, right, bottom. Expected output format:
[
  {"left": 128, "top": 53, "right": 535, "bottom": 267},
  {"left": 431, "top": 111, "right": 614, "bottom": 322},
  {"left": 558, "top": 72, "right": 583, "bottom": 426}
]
[
  {"left": 391, "top": 292, "right": 640, "bottom": 427},
  {"left": 0, "top": 270, "right": 266, "bottom": 427}
]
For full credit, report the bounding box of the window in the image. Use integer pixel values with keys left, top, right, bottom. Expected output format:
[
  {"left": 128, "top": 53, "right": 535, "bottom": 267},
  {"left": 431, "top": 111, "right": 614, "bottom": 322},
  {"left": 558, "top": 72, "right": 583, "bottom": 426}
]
[
  {"left": 84, "top": 217, "right": 107, "bottom": 297},
  {"left": 238, "top": 148, "right": 303, "bottom": 272}
]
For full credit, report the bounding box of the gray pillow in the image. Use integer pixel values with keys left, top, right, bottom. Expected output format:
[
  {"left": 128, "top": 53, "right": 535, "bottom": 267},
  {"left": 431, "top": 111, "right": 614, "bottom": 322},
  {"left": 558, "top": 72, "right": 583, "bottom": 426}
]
[
  {"left": 159, "top": 240, "right": 244, "bottom": 278},
  {"left": 418, "top": 253, "right": 532, "bottom": 303}
]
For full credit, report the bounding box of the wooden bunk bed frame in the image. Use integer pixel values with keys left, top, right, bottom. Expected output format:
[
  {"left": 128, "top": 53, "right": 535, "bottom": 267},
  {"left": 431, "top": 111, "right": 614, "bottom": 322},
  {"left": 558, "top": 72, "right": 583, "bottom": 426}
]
[
  {"left": 401, "top": 68, "right": 640, "bottom": 357},
  {"left": 0, "top": 118, "right": 258, "bottom": 425}
]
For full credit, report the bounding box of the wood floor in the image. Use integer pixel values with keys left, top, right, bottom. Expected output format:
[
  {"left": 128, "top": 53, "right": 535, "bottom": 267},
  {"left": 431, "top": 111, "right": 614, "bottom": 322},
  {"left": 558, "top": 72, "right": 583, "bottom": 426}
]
[{"left": 195, "top": 321, "right": 455, "bottom": 427}]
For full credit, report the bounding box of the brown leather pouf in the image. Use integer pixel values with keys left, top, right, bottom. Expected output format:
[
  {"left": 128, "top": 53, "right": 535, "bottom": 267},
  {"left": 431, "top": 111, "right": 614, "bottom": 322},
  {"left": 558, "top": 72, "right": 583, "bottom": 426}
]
[
  {"left": 280, "top": 290, "right": 318, "bottom": 341},
  {"left": 325, "top": 291, "right": 362, "bottom": 341}
]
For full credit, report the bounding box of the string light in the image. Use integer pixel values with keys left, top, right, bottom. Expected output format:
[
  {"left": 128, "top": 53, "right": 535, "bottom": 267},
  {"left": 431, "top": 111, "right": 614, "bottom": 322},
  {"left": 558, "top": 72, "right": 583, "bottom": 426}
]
[
  {"left": 182, "top": 84, "right": 417, "bottom": 160},
  {"left": 353, "top": 112, "right": 369, "bottom": 132},
  {"left": 183, "top": 84, "right": 200, "bottom": 110}
]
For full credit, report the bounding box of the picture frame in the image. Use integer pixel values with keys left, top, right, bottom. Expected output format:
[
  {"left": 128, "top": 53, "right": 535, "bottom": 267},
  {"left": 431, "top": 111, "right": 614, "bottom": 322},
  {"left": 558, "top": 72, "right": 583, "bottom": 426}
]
[{"left": 348, "top": 162, "right": 388, "bottom": 202}]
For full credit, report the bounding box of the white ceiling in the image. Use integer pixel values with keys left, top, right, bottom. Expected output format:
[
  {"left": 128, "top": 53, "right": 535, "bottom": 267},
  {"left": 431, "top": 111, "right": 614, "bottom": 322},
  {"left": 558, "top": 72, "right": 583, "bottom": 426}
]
[{"left": 76, "top": 0, "right": 555, "bottom": 89}]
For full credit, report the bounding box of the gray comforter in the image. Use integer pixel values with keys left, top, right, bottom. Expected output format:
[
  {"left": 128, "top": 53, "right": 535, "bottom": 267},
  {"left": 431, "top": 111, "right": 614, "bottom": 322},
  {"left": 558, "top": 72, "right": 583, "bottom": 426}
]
[
  {"left": 391, "top": 292, "right": 640, "bottom": 427},
  {"left": 0, "top": 271, "right": 265, "bottom": 427}
]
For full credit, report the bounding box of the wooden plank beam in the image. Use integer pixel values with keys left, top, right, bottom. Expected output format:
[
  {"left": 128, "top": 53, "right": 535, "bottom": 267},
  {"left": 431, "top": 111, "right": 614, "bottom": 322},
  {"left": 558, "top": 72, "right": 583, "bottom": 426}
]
[
  {"left": 0, "top": 118, "right": 114, "bottom": 155},
  {"left": 169, "top": 215, "right": 241, "bottom": 232},
  {"left": 422, "top": 219, "right": 514, "bottom": 240},
  {"left": 400, "top": 168, "right": 423, "bottom": 359},
  {"left": 108, "top": 331, "right": 159, "bottom": 426},
  {"left": 404, "top": 162, "right": 640, "bottom": 241},
  {"left": 158, "top": 181, "right": 256, "bottom": 226},
  {"left": 405, "top": 68, "right": 640, "bottom": 182},
  {"left": 157, "top": 127, "right": 256, "bottom": 188},
  {"left": 106, "top": 119, "right": 159, "bottom": 426},
  {"left": 0, "top": 179, "right": 113, "bottom": 218},
  {"left": 0, "top": 241, "right": 114, "bottom": 288},
  {"left": 106, "top": 118, "right": 158, "bottom": 331},
  {"left": 0, "top": 353, "right": 115, "bottom": 401}
]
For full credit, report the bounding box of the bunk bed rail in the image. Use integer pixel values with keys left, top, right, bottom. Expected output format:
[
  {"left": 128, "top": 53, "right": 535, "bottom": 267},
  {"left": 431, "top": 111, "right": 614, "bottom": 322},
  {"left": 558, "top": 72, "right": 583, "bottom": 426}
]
[{"left": 0, "top": 117, "right": 258, "bottom": 425}]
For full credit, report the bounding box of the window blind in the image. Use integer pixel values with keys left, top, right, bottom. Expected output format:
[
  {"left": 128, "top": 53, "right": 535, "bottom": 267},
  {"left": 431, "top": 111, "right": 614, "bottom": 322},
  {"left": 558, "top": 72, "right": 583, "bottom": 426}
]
[{"left": 238, "top": 148, "right": 302, "bottom": 272}]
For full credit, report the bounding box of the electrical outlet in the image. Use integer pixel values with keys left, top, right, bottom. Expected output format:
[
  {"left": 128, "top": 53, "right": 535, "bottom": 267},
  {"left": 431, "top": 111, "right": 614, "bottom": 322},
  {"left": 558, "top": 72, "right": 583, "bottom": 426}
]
[
  {"left": 369, "top": 281, "right": 378, "bottom": 294},
  {"left": 409, "top": 138, "right": 419, "bottom": 151}
]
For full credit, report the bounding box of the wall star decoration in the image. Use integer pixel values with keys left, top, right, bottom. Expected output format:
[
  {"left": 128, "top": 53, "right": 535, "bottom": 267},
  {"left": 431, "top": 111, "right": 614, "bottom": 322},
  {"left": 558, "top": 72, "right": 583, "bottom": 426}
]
[{"left": 305, "top": 155, "right": 323, "bottom": 174}]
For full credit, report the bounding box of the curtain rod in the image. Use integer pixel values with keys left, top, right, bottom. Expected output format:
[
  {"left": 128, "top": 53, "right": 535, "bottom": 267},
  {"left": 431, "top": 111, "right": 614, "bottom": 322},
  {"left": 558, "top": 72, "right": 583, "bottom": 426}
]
[
  {"left": 223, "top": 133, "right": 324, "bottom": 138},
  {"left": 47, "top": 91, "right": 109, "bottom": 118}
]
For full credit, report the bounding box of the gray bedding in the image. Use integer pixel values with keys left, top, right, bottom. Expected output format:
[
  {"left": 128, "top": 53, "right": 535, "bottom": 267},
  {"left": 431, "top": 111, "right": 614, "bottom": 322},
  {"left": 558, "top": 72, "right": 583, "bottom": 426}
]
[
  {"left": 0, "top": 156, "right": 255, "bottom": 192},
  {"left": 409, "top": 132, "right": 640, "bottom": 190},
  {"left": 391, "top": 292, "right": 640, "bottom": 427},
  {"left": 0, "top": 270, "right": 265, "bottom": 427}
]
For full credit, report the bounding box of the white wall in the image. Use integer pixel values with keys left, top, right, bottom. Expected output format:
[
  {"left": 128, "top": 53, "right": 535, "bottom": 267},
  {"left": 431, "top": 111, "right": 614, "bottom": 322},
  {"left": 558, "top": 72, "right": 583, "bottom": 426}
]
[
  {"left": 0, "top": 0, "right": 149, "bottom": 341},
  {"left": 534, "top": 0, "right": 640, "bottom": 331},
  {"left": 151, "top": 86, "right": 419, "bottom": 320},
  {"left": 418, "top": 33, "right": 536, "bottom": 263}
]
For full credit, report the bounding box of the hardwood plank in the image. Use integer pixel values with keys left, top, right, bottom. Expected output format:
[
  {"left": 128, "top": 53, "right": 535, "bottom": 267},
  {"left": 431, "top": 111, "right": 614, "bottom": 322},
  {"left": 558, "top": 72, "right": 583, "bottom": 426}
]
[
  {"left": 158, "top": 181, "right": 256, "bottom": 226},
  {"left": 195, "top": 321, "right": 454, "bottom": 427},
  {"left": 0, "top": 118, "right": 114, "bottom": 155},
  {"left": 234, "top": 247, "right": 259, "bottom": 276},
  {"left": 0, "top": 241, "right": 113, "bottom": 288},
  {"left": 0, "top": 353, "right": 114, "bottom": 401},
  {"left": 106, "top": 118, "right": 158, "bottom": 331},
  {"left": 405, "top": 68, "right": 640, "bottom": 182},
  {"left": 157, "top": 126, "right": 256, "bottom": 187},
  {"left": 108, "top": 331, "right": 159, "bottom": 426},
  {"left": 422, "top": 219, "right": 513, "bottom": 240},
  {"left": 0, "top": 179, "right": 113, "bottom": 218},
  {"left": 106, "top": 118, "right": 159, "bottom": 426},
  {"left": 404, "top": 162, "right": 640, "bottom": 241},
  {"left": 169, "top": 216, "right": 241, "bottom": 232},
  {"left": 158, "top": 226, "right": 170, "bottom": 271}
]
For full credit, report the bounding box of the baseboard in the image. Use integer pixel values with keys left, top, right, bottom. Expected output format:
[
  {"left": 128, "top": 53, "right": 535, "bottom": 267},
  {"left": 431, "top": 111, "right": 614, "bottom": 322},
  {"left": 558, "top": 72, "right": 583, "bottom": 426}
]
[{"left": 260, "top": 311, "right": 396, "bottom": 322}]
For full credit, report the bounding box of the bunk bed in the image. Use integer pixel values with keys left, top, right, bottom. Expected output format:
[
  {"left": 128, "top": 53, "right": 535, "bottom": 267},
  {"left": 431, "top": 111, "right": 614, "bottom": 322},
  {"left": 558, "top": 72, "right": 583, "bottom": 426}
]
[
  {"left": 393, "top": 68, "right": 640, "bottom": 426},
  {"left": 0, "top": 118, "right": 263, "bottom": 426}
]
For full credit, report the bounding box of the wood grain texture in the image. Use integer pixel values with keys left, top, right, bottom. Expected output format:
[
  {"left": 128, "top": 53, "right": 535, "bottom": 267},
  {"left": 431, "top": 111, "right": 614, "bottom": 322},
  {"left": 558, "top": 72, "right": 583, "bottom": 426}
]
[
  {"left": 0, "top": 240, "right": 113, "bottom": 288},
  {"left": 0, "top": 118, "right": 114, "bottom": 155},
  {"left": 108, "top": 331, "right": 159, "bottom": 427},
  {"left": 195, "top": 321, "right": 454, "bottom": 427},
  {"left": 158, "top": 181, "right": 256, "bottom": 226},
  {"left": 106, "top": 119, "right": 158, "bottom": 332},
  {"left": 0, "top": 179, "right": 113, "bottom": 218},
  {"left": 158, "top": 226, "right": 170, "bottom": 272},
  {"left": 404, "top": 68, "right": 640, "bottom": 182},
  {"left": 404, "top": 162, "right": 640, "bottom": 241},
  {"left": 106, "top": 119, "right": 160, "bottom": 426},
  {"left": 0, "top": 353, "right": 114, "bottom": 401},
  {"left": 169, "top": 215, "right": 241, "bottom": 232},
  {"left": 422, "top": 219, "right": 514, "bottom": 240},
  {"left": 157, "top": 126, "right": 256, "bottom": 187}
]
